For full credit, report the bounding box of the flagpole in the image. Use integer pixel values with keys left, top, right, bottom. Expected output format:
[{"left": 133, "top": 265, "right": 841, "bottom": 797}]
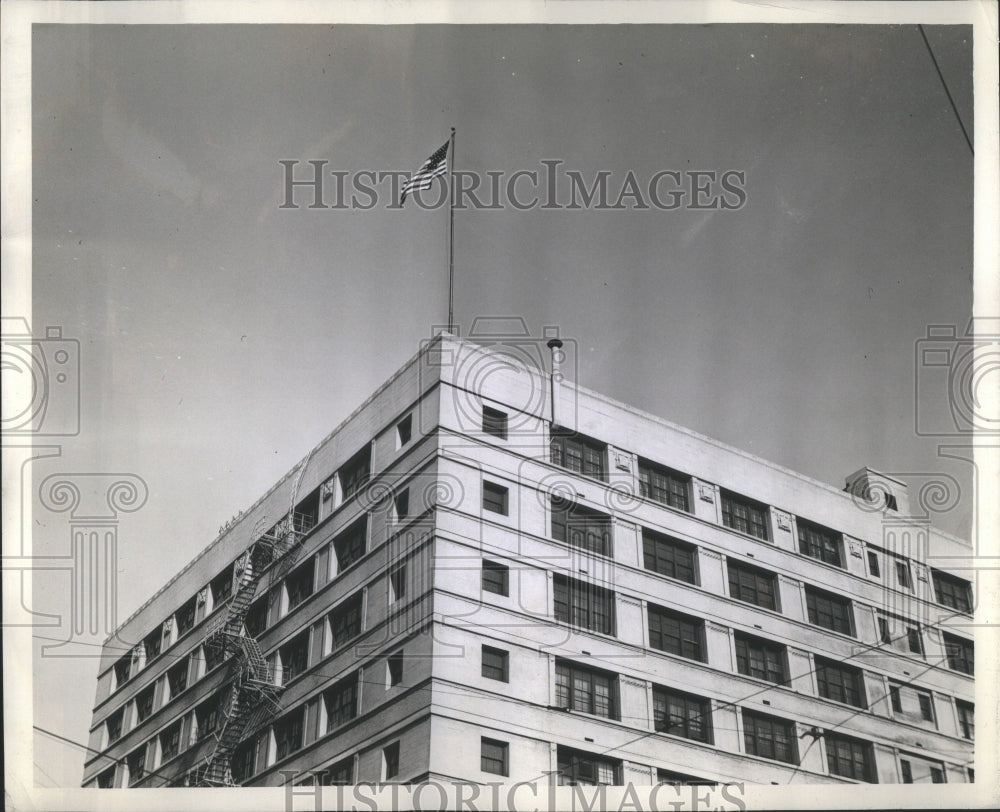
[{"left": 447, "top": 126, "right": 456, "bottom": 334}]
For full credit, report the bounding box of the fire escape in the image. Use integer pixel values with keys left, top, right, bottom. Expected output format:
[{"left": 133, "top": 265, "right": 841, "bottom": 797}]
[{"left": 194, "top": 508, "right": 316, "bottom": 786}]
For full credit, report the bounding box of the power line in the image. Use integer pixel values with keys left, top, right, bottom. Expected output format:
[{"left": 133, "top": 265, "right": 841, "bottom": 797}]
[{"left": 918, "top": 24, "right": 974, "bottom": 155}]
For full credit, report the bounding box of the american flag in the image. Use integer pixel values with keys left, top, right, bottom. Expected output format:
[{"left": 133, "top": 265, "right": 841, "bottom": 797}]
[{"left": 400, "top": 140, "right": 449, "bottom": 205}]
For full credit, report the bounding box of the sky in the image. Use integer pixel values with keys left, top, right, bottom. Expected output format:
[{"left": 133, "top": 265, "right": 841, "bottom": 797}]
[{"left": 21, "top": 20, "right": 975, "bottom": 788}]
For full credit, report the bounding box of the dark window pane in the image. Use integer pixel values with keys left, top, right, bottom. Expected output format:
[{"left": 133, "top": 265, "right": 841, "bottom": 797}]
[
  {"left": 742, "top": 710, "right": 797, "bottom": 764},
  {"left": 654, "top": 687, "right": 712, "bottom": 743},
  {"left": 943, "top": 633, "right": 974, "bottom": 675},
  {"left": 721, "top": 492, "right": 769, "bottom": 540},
  {"left": 555, "top": 661, "right": 619, "bottom": 719},
  {"left": 815, "top": 657, "right": 866, "bottom": 708},
  {"left": 734, "top": 633, "right": 787, "bottom": 684},
  {"left": 482, "top": 560, "right": 510, "bottom": 596},
  {"left": 481, "top": 646, "right": 509, "bottom": 682},
  {"left": 727, "top": 560, "right": 778, "bottom": 611},
  {"left": 550, "top": 432, "right": 606, "bottom": 481},
  {"left": 642, "top": 530, "right": 697, "bottom": 584},
  {"left": 797, "top": 520, "right": 843, "bottom": 567},
  {"left": 554, "top": 575, "right": 616, "bottom": 636},
  {"left": 932, "top": 570, "right": 972, "bottom": 612},
  {"left": 648, "top": 605, "right": 705, "bottom": 662},
  {"left": 482, "top": 407, "right": 508, "bottom": 440},
  {"left": 638, "top": 461, "right": 691, "bottom": 512},
  {"left": 806, "top": 587, "right": 854, "bottom": 635}
]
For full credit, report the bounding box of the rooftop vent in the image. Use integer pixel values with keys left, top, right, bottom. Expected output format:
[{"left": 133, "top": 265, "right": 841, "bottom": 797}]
[{"left": 844, "top": 467, "right": 908, "bottom": 515}]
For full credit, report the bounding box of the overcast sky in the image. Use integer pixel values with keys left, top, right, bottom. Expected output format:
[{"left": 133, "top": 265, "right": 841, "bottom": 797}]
[{"left": 26, "top": 21, "right": 973, "bottom": 787}]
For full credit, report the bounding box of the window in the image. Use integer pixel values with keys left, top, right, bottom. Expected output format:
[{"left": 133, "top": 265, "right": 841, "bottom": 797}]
[
  {"left": 647, "top": 605, "right": 705, "bottom": 662},
  {"left": 742, "top": 710, "right": 797, "bottom": 764},
  {"left": 734, "top": 633, "right": 787, "bottom": 684},
  {"left": 126, "top": 744, "right": 147, "bottom": 785},
  {"left": 642, "top": 530, "right": 696, "bottom": 584},
  {"left": 878, "top": 616, "right": 891, "bottom": 644},
  {"left": 727, "top": 560, "right": 778, "bottom": 611},
  {"left": 483, "top": 481, "right": 509, "bottom": 515},
  {"left": 210, "top": 566, "right": 233, "bottom": 605},
  {"left": 143, "top": 628, "right": 162, "bottom": 662},
  {"left": 113, "top": 654, "right": 132, "bottom": 688},
  {"left": 653, "top": 687, "right": 712, "bottom": 743},
  {"left": 204, "top": 640, "right": 226, "bottom": 672},
  {"left": 956, "top": 700, "right": 974, "bottom": 740},
  {"left": 721, "top": 491, "right": 769, "bottom": 540},
  {"left": 274, "top": 708, "right": 304, "bottom": 761},
  {"left": 159, "top": 722, "right": 181, "bottom": 762},
  {"left": 943, "top": 632, "right": 974, "bottom": 675},
  {"left": 329, "top": 592, "right": 363, "bottom": 651},
  {"left": 387, "top": 651, "right": 404, "bottom": 686},
  {"left": 482, "top": 406, "right": 508, "bottom": 440},
  {"left": 890, "top": 684, "right": 902, "bottom": 712},
  {"left": 550, "top": 430, "right": 606, "bottom": 480},
  {"left": 244, "top": 596, "right": 268, "bottom": 637},
  {"left": 167, "top": 659, "right": 188, "bottom": 697},
  {"left": 333, "top": 520, "right": 366, "bottom": 572},
  {"left": 907, "top": 627, "right": 923, "bottom": 655},
  {"left": 196, "top": 694, "right": 223, "bottom": 740},
  {"left": 895, "top": 560, "right": 912, "bottom": 590},
  {"left": 551, "top": 497, "right": 611, "bottom": 556},
  {"left": 555, "top": 660, "right": 619, "bottom": 719},
  {"left": 97, "top": 766, "right": 115, "bottom": 788},
  {"left": 797, "top": 519, "right": 843, "bottom": 567},
  {"left": 867, "top": 551, "right": 881, "bottom": 578},
  {"left": 105, "top": 709, "right": 123, "bottom": 744},
  {"left": 325, "top": 671, "right": 359, "bottom": 732},
  {"left": 285, "top": 559, "right": 314, "bottom": 611},
  {"left": 930, "top": 767, "right": 945, "bottom": 784},
  {"left": 638, "top": 460, "right": 690, "bottom": 512},
  {"left": 553, "top": 575, "right": 616, "bottom": 636},
  {"left": 805, "top": 586, "right": 853, "bottom": 635},
  {"left": 231, "top": 739, "right": 258, "bottom": 783},
  {"left": 482, "top": 560, "right": 509, "bottom": 597},
  {"left": 656, "top": 769, "right": 715, "bottom": 787},
  {"left": 481, "top": 646, "right": 509, "bottom": 682},
  {"left": 175, "top": 597, "right": 197, "bottom": 637},
  {"left": 556, "top": 746, "right": 620, "bottom": 786},
  {"left": 815, "top": 657, "right": 866, "bottom": 708},
  {"left": 918, "top": 692, "right": 935, "bottom": 722},
  {"left": 481, "top": 738, "right": 509, "bottom": 776},
  {"left": 136, "top": 685, "right": 155, "bottom": 723},
  {"left": 393, "top": 489, "right": 409, "bottom": 521},
  {"left": 932, "top": 570, "right": 972, "bottom": 613},
  {"left": 396, "top": 414, "right": 412, "bottom": 446},
  {"left": 900, "top": 759, "right": 913, "bottom": 784},
  {"left": 280, "top": 632, "right": 309, "bottom": 684},
  {"left": 383, "top": 742, "right": 400, "bottom": 779},
  {"left": 339, "top": 448, "right": 370, "bottom": 502},
  {"left": 319, "top": 757, "right": 354, "bottom": 785},
  {"left": 389, "top": 563, "right": 406, "bottom": 602},
  {"left": 825, "top": 733, "right": 876, "bottom": 782}
]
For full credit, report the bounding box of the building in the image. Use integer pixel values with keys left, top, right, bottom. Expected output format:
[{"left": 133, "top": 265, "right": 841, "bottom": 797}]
[{"left": 81, "top": 332, "right": 975, "bottom": 789}]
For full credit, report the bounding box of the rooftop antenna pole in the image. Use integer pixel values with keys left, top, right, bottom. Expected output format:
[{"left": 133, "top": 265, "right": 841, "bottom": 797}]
[{"left": 447, "top": 126, "right": 456, "bottom": 334}]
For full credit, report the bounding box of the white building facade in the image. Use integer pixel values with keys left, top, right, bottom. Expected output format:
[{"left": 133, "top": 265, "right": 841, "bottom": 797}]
[{"left": 82, "top": 334, "right": 975, "bottom": 789}]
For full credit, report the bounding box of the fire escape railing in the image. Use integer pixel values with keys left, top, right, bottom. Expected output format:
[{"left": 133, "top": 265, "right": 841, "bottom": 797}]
[{"left": 193, "top": 509, "right": 316, "bottom": 786}]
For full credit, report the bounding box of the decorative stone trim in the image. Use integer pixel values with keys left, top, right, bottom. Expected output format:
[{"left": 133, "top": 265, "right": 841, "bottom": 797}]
[
  {"left": 697, "top": 483, "right": 715, "bottom": 503},
  {"left": 700, "top": 548, "right": 724, "bottom": 561},
  {"left": 774, "top": 510, "right": 791, "bottom": 531}
]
